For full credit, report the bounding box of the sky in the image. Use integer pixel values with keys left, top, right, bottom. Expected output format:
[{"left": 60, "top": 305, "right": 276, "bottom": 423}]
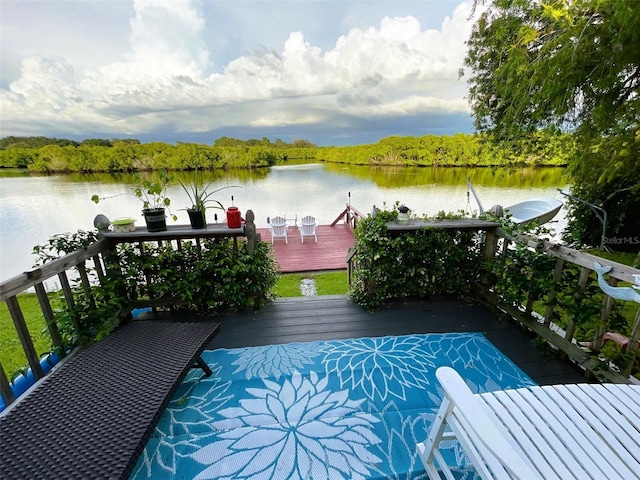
[{"left": 0, "top": 0, "right": 482, "bottom": 146}]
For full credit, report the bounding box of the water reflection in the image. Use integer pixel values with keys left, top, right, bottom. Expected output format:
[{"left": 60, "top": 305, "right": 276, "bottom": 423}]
[
  {"left": 323, "top": 163, "right": 568, "bottom": 189},
  {"left": 0, "top": 164, "right": 569, "bottom": 281}
]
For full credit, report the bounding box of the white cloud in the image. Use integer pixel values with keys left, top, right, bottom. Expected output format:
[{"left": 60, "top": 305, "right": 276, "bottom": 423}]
[
  {"left": 0, "top": 0, "right": 478, "bottom": 143},
  {"left": 126, "top": 0, "right": 209, "bottom": 77}
]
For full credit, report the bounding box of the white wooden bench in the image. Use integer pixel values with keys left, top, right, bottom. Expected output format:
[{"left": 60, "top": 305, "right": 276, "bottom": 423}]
[{"left": 417, "top": 367, "right": 640, "bottom": 480}]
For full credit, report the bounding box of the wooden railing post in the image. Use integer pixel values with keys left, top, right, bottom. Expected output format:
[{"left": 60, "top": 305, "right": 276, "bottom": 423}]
[
  {"left": 565, "top": 267, "right": 591, "bottom": 342},
  {"left": 245, "top": 209, "right": 257, "bottom": 254},
  {"left": 593, "top": 278, "right": 618, "bottom": 351},
  {"left": 34, "top": 283, "right": 64, "bottom": 356},
  {"left": 622, "top": 307, "right": 640, "bottom": 377},
  {"left": 6, "top": 296, "right": 44, "bottom": 380},
  {"left": 480, "top": 228, "right": 498, "bottom": 286},
  {"left": 544, "top": 258, "right": 565, "bottom": 327},
  {"left": 482, "top": 229, "right": 498, "bottom": 261},
  {"left": 0, "top": 361, "right": 15, "bottom": 407}
]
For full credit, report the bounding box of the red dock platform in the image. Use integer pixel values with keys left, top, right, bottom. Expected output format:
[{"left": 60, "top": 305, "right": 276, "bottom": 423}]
[{"left": 256, "top": 224, "right": 355, "bottom": 273}]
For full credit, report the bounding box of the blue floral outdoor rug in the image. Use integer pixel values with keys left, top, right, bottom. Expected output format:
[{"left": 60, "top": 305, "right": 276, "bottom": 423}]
[{"left": 130, "top": 332, "right": 535, "bottom": 480}]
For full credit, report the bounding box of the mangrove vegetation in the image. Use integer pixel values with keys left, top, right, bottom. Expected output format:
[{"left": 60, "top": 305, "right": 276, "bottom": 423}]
[{"left": 0, "top": 131, "right": 573, "bottom": 173}]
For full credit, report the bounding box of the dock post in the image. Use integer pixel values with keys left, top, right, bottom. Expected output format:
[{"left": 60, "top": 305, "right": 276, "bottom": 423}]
[{"left": 481, "top": 228, "right": 498, "bottom": 285}]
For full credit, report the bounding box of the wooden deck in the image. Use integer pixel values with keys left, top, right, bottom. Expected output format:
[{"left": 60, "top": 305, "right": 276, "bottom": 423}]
[
  {"left": 147, "top": 295, "right": 586, "bottom": 386},
  {"left": 256, "top": 224, "right": 355, "bottom": 272}
]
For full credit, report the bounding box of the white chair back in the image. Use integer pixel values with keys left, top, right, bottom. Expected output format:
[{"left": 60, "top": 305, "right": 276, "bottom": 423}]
[
  {"left": 298, "top": 215, "right": 317, "bottom": 243},
  {"left": 269, "top": 216, "right": 288, "bottom": 244}
]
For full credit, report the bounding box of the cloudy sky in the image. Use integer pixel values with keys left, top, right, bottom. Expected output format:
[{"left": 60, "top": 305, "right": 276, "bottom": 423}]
[{"left": 1, "top": 0, "right": 481, "bottom": 146}]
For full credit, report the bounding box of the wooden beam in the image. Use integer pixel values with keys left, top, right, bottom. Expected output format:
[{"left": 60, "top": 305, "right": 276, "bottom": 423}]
[
  {"left": 34, "top": 283, "right": 64, "bottom": 353},
  {"left": 0, "top": 239, "right": 109, "bottom": 300},
  {"left": 6, "top": 296, "right": 44, "bottom": 379}
]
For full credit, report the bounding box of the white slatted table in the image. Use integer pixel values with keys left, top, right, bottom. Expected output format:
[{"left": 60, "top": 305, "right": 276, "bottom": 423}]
[{"left": 417, "top": 367, "right": 640, "bottom": 480}]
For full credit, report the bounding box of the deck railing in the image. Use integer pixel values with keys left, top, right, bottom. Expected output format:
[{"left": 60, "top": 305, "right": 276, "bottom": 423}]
[
  {"left": 346, "top": 217, "right": 639, "bottom": 383},
  {"left": 3, "top": 209, "right": 638, "bottom": 408},
  {"left": 483, "top": 228, "right": 640, "bottom": 382},
  {"left": 1, "top": 239, "right": 110, "bottom": 407},
  {"left": 0, "top": 211, "right": 258, "bottom": 409}
]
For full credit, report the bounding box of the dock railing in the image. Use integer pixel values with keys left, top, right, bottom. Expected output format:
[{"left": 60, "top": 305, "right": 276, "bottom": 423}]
[
  {"left": 331, "top": 203, "right": 366, "bottom": 230},
  {"left": 0, "top": 211, "right": 258, "bottom": 409}
]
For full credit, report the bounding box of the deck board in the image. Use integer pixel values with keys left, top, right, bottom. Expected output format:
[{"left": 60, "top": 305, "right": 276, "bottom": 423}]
[
  {"left": 256, "top": 224, "right": 355, "bottom": 272},
  {"left": 145, "top": 295, "right": 586, "bottom": 385}
]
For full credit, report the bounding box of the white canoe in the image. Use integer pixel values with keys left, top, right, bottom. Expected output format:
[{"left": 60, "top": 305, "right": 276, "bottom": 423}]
[{"left": 504, "top": 197, "right": 563, "bottom": 225}]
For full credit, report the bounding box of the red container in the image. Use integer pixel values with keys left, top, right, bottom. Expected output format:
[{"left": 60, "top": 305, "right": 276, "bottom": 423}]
[{"left": 226, "top": 206, "right": 242, "bottom": 228}]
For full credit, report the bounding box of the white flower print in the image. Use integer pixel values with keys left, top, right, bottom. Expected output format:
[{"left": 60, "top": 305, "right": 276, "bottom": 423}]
[
  {"left": 191, "top": 370, "right": 382, "bottom": 479},
  {"left": 131, "top": 364, "right": 233, "bottom": 478},
  {"left": 231, "top": 344, "right": 318, "bottom": 380},
  {"left": 320, "top": 335, "right": 436, "bottom": 402}
]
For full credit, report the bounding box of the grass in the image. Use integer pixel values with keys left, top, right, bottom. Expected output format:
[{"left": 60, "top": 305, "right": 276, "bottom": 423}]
[
  {"left": 584, "top": 249, "right": 638, "bottom": 267},
  {"left": 0, "top": 293, "right": 53, "bottom": 380},
  {"left": 274, "top": 271, "right": 349, "bottom": 297}
]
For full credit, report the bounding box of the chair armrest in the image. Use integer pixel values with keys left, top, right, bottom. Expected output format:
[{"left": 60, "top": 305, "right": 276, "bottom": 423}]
[{"left": 435, "top": 367, "right": 540, "bottom": 479}]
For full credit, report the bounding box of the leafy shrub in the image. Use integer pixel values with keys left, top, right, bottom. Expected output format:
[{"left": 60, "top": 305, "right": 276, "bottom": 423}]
[
  {"left": 489, "top": 241, "right": 556, "bottom": 308},
  {"left": 123, "top": 239, "right": 278, "bottom": 312},
  {"left": 32, "top": 230, "right": 278, "bottom": 349},
  {"left": 33, "top": 230, "right": 127, "bottom": 347},
  {"left": 349, "top": 207, "right": 482, "bottom": 310}
]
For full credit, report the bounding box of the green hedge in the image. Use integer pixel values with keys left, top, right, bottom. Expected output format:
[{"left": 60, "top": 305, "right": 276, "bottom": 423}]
[{"left": 349, "top": 208, "right": 483, "bottom": 310}]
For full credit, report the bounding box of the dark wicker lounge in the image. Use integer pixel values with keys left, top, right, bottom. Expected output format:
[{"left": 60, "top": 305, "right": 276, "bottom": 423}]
[{"left": 0, "top": 320, "right": 220, "bottom": 480}]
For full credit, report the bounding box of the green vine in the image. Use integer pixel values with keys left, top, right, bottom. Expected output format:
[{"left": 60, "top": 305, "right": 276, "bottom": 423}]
[
  {"left": 349, "top": 206, "right": 482, "bottom": 310},
  {"left": 120, "top": 239, "right": 278, "bottom": 312},
  {"left": 32, "top": 230, "right": 278, "bottom": 349},
  {"left": 490, "top": 241, "right": 556, "bottom": 308}
]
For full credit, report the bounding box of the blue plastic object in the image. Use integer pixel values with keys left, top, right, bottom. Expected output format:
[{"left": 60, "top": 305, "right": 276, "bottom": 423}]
[{"left": 1, "top": 352, "right": 61, "bottom": 412}]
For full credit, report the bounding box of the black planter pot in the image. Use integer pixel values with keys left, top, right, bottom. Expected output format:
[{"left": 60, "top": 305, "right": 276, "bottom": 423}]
[
  {"left": 143, "top": 208, "right": 167, "bottom": 232},
  {"left": 187, "top": 209, "right": 206, "bottom": 229}
]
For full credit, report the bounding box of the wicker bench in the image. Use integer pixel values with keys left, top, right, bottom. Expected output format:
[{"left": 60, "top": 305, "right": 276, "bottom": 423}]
[{"left": 0, "top": 320, "right": 221, "bottom": 479}]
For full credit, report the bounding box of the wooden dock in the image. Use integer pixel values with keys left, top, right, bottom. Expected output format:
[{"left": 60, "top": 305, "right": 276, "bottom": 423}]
[{"left": 256, "top": 224, "right": 355, "bottom": 273}]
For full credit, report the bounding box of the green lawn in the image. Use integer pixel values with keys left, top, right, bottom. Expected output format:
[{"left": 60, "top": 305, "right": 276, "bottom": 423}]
[
  {"left": 274, "top": 271, "right": 349, "bottom": 297},
  {"left": 584, "top": 249, "right": 637, "bottom": 267},
  {"left": 0, "top": 293, "right": 53, "bottom": 380}
]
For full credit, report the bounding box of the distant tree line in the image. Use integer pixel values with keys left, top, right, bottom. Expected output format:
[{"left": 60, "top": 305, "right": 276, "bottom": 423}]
[
  {"left": 0, "top": 132, "right": 572, "bottom": 173},
  {"left": 0, "top": 137, "right": 317, "bottom": 172},
  {"left": 317, "top": 131, "right": 573, "bottom": 167},
  {"left": 0, "top": 136, "right": 140, "bottom": 149}
]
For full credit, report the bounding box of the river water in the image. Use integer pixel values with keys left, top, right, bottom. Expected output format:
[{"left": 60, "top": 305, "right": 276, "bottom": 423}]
[{"left": 0, "top": 163, "right": 569, "bottom": 281}]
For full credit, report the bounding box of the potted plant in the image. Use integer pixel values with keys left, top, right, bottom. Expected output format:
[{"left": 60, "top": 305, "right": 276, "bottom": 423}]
[
  {"left": 179, "top": 170, "right": 237, "bottom": 229},
  {"left": 135, "top": 169, "right": 175, "bottom": 232},
  {"left": 92, "top": 169, "right": 176, "bottom": 232}
]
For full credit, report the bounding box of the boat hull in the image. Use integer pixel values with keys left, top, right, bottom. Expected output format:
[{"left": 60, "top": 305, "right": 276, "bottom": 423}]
[{"left": 504, "top": 198, "right": 563, "bottom": 225}]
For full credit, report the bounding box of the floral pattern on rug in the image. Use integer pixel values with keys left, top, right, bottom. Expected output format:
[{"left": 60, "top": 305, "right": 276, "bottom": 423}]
[{"left": 131, "top": 332, "right": 535, "bottom": 480}]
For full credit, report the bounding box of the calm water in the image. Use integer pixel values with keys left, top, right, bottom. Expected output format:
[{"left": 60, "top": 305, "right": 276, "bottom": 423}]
[{"left": 0, "top": 164, "right": 569, "bottom": 281}]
